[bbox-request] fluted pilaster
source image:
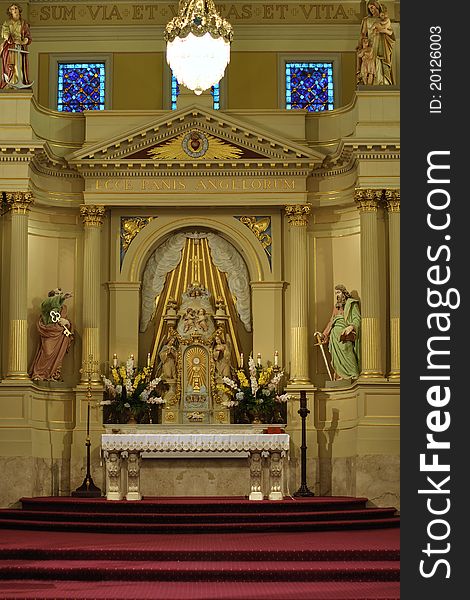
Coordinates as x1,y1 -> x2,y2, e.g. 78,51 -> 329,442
385,190 -> 400,380
355,189 -> 384,379
80,205 -> 105,383
285,204 -> 311,384
5,192 -> 33,379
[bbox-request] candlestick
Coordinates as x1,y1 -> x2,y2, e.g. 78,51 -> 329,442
112,353 -> 118,368
257,352 -> 261,367
239,352 -> 244,368
274,350 -> 279,367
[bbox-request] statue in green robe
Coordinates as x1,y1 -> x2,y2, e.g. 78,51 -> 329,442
321,284 -> 361,380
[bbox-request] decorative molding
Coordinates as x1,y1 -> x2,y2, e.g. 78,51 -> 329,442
384,189 -> 400,212
5,191 -> 34,214
236,216 -> 272,266
147,131 -> 243,161
284,203 -> 311,226
80,204 -> 106,226
354,189 -> 382,212
120,217 -> 155,265
68,107 -> 321,166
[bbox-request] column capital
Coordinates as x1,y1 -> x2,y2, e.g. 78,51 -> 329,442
284,203 -> 311,226
354,188 -> 382,212
5,191 -> 34,214
384,189 -> 400,212
80,204 -> 106,227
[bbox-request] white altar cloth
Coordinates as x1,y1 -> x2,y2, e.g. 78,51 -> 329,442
102,432 -> 290,501
101,433 -> 290,453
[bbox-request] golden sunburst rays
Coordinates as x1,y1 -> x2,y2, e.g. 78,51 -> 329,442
185,346 -> 207,392
147,132 -> 243,161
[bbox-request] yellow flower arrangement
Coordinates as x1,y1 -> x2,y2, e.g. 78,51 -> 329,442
219,355 -> 289,423
102,360 -> 166,423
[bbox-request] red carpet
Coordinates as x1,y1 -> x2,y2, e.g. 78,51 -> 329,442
0,497 -> 400,599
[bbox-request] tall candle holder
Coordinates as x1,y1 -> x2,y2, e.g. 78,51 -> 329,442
293,390 -> 315,497
72,354 -> 102,497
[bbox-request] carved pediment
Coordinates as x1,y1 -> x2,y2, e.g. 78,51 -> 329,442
67,105 -> 323,177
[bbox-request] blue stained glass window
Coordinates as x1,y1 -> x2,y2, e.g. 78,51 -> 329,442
171,74 -> 220,110
57,63 -> 105,112
285,62 -> 334,112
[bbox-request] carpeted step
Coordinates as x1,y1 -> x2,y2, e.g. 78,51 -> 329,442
0,507 -> 397,525
0,545 -> 399,562
0,579 -> 401,599
0,559 -> 400,582
18,496 -> 370,514
0,516 -> 400,533
0,527 -> 400,562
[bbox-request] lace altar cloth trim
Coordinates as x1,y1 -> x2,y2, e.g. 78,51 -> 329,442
102,433 -> 290,452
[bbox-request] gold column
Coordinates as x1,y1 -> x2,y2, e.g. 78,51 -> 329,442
5,192 -> 34,379
80,205 -> 105,383
385,190 -> 400,380
284,204 -> 311,384
354,190 -> 384,379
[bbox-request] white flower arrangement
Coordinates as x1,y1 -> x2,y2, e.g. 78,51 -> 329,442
218,356 -> 289,422
101,364 -> 166,423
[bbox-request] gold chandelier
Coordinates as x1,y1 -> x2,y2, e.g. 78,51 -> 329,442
165,0 -> 233,95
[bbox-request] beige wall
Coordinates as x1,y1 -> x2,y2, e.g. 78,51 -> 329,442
226,52 -> 279,109
113,53 -> 164,110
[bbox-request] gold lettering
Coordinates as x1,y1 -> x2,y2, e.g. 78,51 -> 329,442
145,6 -> 158,19
323,4 -> 334,18
39,7 -> 50,20
241,4 -> 252,19
133,5 -> 144,19
226,6 -> 241,19
125,179 -> 132,190
88,6 -> 102,21
285,179 -> 295,190
300,4 -> 314,19
104,179 -> 117,190
334,4 -> 348,19
251,179 -> 262,190
264,179 -> 272,190
208,180 -> 218,190
107,5 -> 122,20
263,4 -> 274,19
168,3 -> 179,17
196,180 -> 207,191
177,180 -> 186,190
276,4 -> 289,19
64,6 -> 75,20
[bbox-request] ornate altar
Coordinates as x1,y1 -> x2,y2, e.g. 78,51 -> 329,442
155,282 -> 235,425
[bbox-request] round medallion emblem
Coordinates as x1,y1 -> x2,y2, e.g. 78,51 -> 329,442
182,131 -> 209,158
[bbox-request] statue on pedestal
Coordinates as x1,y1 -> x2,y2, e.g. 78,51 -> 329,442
320,284 -> 361,381
1,4 -> 33,89
356,1 -> 395,86
29,288 -> 74,381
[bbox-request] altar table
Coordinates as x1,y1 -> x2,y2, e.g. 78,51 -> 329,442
101,432 -> 290,501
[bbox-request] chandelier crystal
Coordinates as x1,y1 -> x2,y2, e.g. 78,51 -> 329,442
165,0 -> 233,95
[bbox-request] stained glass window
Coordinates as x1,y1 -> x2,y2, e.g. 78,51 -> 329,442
285,62 -> 334,112
57,63 -> 105,112
171,74 -> 220,110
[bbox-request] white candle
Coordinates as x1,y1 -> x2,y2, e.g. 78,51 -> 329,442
112,353 -> 118,368
147,352 -> 151,367
274,350 -> 279,367
257,352 -> 261,366
129,354 -> 134,368
239,352 -> 244,368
